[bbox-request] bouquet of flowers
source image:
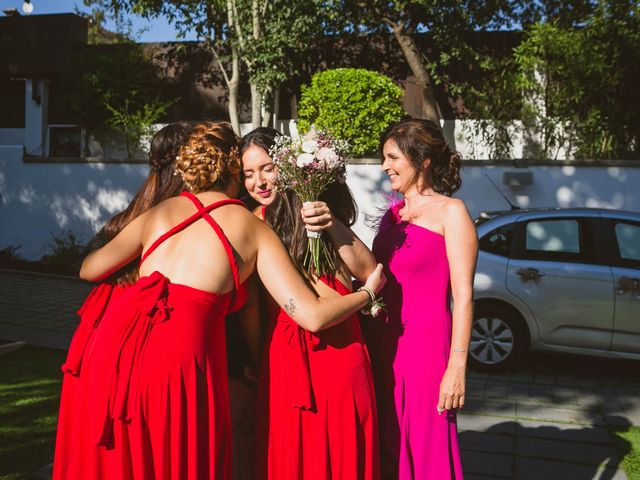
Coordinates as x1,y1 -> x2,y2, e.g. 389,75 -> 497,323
270,130 -> 350,276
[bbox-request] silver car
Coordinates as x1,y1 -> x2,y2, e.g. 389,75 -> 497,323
471,208 -> 640,368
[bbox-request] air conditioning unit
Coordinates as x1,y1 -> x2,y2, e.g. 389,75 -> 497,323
48,125 -> 84,158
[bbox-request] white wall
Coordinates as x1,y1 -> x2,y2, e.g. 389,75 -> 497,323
0,146 -> 148,259
0,129 -> 25,146
347,163 -> 640,247
1,144 -> 639,259
24,79 -> 48,157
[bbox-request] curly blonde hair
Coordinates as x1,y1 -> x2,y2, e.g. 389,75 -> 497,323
175,121 -> 241,193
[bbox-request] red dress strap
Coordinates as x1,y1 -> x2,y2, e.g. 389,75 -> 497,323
140,192 -> 245,291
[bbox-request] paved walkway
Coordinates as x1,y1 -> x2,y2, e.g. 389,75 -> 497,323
0,269 -> 93,349
461,354 -> 639,479
1,268 -> 638,479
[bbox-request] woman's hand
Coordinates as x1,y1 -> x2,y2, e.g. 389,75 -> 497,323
301,201 -> 334,233
300,201 -> 377,283
364,263 -> 386,294
437,364 -> 466,414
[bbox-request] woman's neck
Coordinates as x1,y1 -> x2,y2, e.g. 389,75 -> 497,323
403,185 -> 437,209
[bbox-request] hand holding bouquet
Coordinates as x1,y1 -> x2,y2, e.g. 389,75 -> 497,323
270,130 -> 349,276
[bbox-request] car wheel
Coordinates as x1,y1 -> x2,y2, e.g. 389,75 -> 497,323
469,305 -> 525,369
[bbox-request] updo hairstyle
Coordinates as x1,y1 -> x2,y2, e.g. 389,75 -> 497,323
175,121 -> 241,193
380,118 -> 462,196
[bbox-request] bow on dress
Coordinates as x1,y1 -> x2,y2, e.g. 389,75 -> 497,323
61,283 -> 116,376
278,315 -> 323,412
94,272 -> 173,449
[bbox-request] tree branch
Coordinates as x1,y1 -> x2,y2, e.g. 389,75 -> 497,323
253,0 -> 261,40
229,0 -> 246,51
210,42 -> 231,87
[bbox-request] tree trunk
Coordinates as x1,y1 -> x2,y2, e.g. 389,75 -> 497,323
391,23 -> 441,124
262,102 -> 272,127
250,0 -> 262,129
251,83 -> 262,129
226,0 -> 241,134
272,86 -> 280,129
228,46 -> 241,134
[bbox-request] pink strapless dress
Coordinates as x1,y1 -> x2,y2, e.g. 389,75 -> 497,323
368,201 -> 463,479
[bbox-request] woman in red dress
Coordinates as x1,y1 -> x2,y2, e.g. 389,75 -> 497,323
54,122 -> 194,477
241,129 -> 381,479
53,121 -> 386,479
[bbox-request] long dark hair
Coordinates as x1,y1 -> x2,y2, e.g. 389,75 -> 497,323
265,179 -> 357,277
380,118 -> 462,196
90,122 -> 194,283
240,127 -> 279,157
103,122 -> 193,238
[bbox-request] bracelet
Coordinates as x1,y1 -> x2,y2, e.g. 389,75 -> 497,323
357,286 -> 376,307
451,348 -> 467,353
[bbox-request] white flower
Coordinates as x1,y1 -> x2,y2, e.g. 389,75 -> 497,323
370,302 -> 383,318
296,153 -> 315,167
301,140 -> 317,154
316,147 -> 339,166
302,126 -> 318,142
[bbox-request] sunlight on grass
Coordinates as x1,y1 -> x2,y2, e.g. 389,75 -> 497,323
612,426 -> 640,480
0,346 -> 66,478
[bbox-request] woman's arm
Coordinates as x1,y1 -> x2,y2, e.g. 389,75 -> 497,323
438,198 -> 478,413
301,201 -> 377,282
254,221 -> 385,333
79,212 -> 148,282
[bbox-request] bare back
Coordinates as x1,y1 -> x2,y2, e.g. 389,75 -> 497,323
139,192 -> 264,294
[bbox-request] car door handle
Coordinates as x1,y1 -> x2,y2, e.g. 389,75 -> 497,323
516,268 -> 546,282
617,276 -> 640,294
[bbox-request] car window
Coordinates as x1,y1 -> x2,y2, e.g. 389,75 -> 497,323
614,222 -> 640,263
525,220 -> 580,254
480,223 -> 514,257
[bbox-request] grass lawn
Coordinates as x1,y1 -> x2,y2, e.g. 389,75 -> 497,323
0,346 -> 66,480
612,426 -> 640,480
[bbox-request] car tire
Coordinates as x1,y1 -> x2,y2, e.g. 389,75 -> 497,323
469,304 -> 526,370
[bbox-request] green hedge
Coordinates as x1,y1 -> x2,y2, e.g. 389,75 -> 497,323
297,68 -> 405,156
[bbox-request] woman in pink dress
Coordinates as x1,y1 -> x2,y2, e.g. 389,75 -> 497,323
53,121 -> 386,479
368,118 -> 478,479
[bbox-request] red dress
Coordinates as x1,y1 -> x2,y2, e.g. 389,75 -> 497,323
255,276 -> 380,480
54,192 -> 247,479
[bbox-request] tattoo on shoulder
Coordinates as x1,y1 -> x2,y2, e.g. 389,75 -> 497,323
284,297 -> 297,318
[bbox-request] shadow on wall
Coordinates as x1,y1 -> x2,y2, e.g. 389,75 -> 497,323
460,165 -> 640,219
0,150 -> 149,259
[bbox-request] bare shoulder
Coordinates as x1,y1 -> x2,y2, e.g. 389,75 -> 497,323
442,197 -> 475,236
218,202 -> 262,228
443,197 -> 471,219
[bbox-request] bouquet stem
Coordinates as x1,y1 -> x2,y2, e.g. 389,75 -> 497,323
304,228 -> 334,277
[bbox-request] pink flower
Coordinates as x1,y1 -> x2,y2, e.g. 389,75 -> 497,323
316,147 -> 339,167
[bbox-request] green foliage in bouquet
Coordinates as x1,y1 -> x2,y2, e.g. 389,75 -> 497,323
297,68 -> 405,157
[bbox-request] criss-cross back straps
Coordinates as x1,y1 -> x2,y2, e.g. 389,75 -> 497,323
140,191 -> 245,291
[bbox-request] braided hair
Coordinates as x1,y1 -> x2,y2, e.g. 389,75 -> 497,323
174,122 -> 241,193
